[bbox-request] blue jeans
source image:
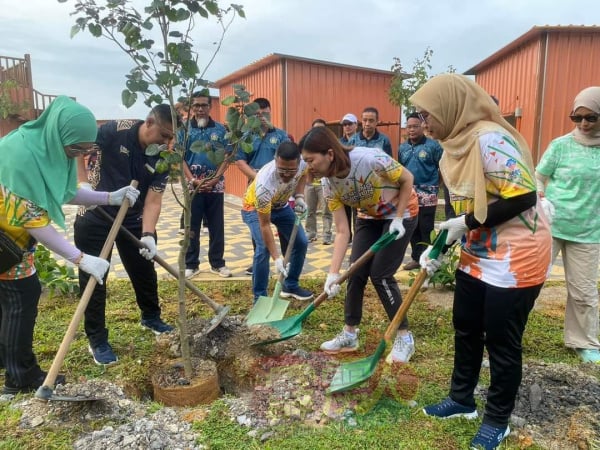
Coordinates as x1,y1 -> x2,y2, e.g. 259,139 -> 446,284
241,206 -> 308,301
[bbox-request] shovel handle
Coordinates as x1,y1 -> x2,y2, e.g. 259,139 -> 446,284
38,180 -> 138,397
383,229 -> 448,342
269,209 -> 303,302
94,206 -> 225,314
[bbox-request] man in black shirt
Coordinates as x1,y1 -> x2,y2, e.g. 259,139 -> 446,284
75,104 -> 181,365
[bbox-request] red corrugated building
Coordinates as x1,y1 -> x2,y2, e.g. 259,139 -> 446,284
214,53 -> 401,197
465,25 -> 600,162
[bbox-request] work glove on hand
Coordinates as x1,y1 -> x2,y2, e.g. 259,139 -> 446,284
439,216 -> 469,245
274,256 -> 290,278
324,273 -> 341,298
389,217 -> 406,240
79,182 -> 93,190
540,197 -> 555,225
79,254 -> 110,285
294,197 -> 307,214
419,246 -> 443,277
108,186 -> 140,206
139,235 -> 157,260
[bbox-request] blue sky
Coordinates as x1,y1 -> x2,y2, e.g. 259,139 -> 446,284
0,0 -> 596,119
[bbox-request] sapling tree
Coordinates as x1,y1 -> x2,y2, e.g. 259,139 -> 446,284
60,0 -> 262,379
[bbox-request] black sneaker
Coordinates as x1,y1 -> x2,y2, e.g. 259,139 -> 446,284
245,265 -> 253,276
141,318 -> 174,335
423,397 -> 478,419
280,286 -> 314,301
88,342 -> 118,365
3,372 -> 66,395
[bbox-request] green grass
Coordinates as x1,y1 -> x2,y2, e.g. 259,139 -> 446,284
0,277 -> 595,449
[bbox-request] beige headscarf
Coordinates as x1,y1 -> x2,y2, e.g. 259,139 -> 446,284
572,86 -> 600,147
409,74 -> 534,223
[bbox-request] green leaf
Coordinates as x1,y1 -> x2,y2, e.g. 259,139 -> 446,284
145,143 -> 163,156
221,95 -> 236,106
190,140 -> 209,154
231,4 -> 246,18
205,151 -> 216,165
213,148 -> 225,165
70,24 -> 81,38
88,23 -> 102,37
240,141 -> 253,154
225,107 -> 240,130
121,89 -> 137,108
243,102 -> 259,117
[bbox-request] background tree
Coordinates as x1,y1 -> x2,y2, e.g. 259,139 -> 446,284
388,47 -> 456,114
60,0 -> 261,379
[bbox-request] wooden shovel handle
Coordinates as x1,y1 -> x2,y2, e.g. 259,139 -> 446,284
42,181 -> 138,390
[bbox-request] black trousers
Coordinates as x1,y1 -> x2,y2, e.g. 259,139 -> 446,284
74,213 -> 161,347
409,204 -> 436,262
185,193 -> 226,270
0,276 -> 44,386
345,216 -> 417,327
450,270 -> 542,427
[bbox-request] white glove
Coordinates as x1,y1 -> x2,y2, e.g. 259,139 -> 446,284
439,216 -> 468,245
79,254 -> 110,285
274,256 -> 290,278
419,246 -> 442,277
389,217 -> 406,240
324,273 -> 341,298
108,186 -> 140,206
139,235 -> 157,260
294,197 -> 307,214
79,182 -> 93,190
540,197 -> 555,225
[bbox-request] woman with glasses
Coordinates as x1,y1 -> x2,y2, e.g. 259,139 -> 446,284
411,74 -> 551,450
535,86 -> 600,364
299,126 -> 419,363
0,96 -> 139,394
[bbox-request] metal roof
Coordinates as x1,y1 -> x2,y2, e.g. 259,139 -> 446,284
464,25 -> 600,75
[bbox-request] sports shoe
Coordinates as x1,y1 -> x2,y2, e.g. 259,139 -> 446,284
210,266 -> 232,278
423,397 -> 478,419
245,266 -> 253,276
576,348 -> 600,363
385,331 -> 415,364
202,227 -> 209,234
307,234 -> 317,242
89,342 -> 118,365
177,229 -> 185,235
320,328 -> 359,353
403,260 -> 420,270
470,423 -> 510,449
280,286 -> 314,301
3,372 -> 66,394
323,237 -> 333,245
141,318 -> 174,335
185,268 -> 199,279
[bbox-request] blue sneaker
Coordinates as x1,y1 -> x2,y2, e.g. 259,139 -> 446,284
470,423 -> 510,449
141,318 -> 174,335
280,286 -> 314,301
88,342 -> 118,365
576,348 -> 600,363
423,397 -> 478,419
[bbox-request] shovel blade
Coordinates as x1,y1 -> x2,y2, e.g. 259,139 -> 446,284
246,294 -> 290,326
35,385 -> 103,402
252,303 -> 317,345
326,340 -> 387,394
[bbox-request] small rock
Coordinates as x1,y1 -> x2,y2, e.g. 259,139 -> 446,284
406,400 -> 418,408
247,429 -> 258,438
529,383 -> 542,411
30,416 -> 45,427
260,431 -> 274,442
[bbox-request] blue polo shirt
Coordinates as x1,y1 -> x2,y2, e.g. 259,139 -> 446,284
85,119 -> 168,227
235,127 -> 290,170
179,117 -> 229,193
398,135 -> 443,206
349,130 -> 392,156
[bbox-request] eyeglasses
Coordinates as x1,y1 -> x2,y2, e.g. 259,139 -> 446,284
276,167 -> 298,176
569,114 -> 599,123
342,122 -> 355,127
68,144 -> 99,155
192,103 -> 210,109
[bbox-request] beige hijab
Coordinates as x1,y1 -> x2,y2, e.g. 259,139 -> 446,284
409,74 -> 534,223
572,86 -> 600,147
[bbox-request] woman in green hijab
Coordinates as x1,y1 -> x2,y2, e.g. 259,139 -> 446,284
0,96 -> 140,394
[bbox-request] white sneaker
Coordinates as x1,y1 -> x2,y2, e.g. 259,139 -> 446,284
210,266 -> 232,278
320,328 -> 359,353
202,227 -> 209,234
185,268 -> 199,279
386,331 -> 415,364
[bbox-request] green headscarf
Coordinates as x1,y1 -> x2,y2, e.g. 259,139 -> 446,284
0,96 -> 97,229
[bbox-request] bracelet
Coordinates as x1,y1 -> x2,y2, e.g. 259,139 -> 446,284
294,193 -> 304,199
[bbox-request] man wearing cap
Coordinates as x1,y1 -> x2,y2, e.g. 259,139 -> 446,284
339,113 -> 358,145
350,107 -> 392,156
